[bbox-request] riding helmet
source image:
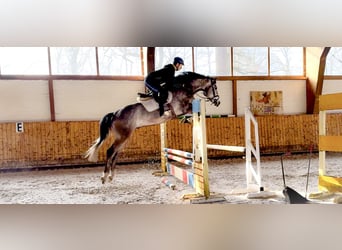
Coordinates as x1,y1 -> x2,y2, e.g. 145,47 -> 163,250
173,57 -> 184,65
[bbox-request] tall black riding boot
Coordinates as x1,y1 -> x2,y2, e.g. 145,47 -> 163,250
159,103 -> 164,116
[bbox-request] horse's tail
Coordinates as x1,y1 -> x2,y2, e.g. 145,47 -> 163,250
85,112 -> 116,162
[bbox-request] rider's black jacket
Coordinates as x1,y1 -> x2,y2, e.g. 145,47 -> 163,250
145,64 -> 176,92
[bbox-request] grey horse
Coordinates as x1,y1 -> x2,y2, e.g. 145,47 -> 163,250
85,71 -> 220,184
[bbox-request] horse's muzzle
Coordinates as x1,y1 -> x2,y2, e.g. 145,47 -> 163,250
211,96 -> 220,107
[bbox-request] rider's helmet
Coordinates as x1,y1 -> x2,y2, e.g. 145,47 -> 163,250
173,57 -> 184,65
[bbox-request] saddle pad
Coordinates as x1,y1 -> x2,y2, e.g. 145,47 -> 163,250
137,91 -> 173,112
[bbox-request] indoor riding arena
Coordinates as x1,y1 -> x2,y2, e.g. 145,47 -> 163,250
1,47 -> 342,204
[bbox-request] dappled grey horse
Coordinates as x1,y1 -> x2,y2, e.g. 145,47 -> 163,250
85,71 -> 220,184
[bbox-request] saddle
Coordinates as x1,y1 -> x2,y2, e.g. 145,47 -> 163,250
137,92 -> 154,101
137,91 -> 173,112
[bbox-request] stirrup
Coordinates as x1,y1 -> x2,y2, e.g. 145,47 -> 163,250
137,92 -> 153,98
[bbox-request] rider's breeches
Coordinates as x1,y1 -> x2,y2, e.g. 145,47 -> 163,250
145,81 -> 168,104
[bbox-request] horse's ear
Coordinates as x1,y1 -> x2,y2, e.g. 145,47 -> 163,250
210,77 -> 217,85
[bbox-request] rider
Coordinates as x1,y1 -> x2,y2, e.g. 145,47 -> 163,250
145,57 -> 184,116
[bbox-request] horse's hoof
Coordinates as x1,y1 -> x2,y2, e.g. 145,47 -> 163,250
101,177 -> 106,184
108,176 -> 113,182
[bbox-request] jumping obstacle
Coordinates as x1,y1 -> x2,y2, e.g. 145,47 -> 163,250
160,98 -> 264,199
244,108 -> 262,191
161,177 -> 176,190
318,93 -> 342,193
204,107 -> 262,191
160,99 -> 210,198
206,107 -> 270,198
163,147 -> 195,188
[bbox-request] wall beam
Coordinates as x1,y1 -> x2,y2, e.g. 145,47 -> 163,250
313,47 -> 331,114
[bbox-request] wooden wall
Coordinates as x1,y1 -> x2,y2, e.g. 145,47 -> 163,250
1,114 -> 341,170
0,121 -> 161,169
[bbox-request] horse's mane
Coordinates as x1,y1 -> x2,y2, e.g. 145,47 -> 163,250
173,71 -> 207,89
175,71 -> 207,82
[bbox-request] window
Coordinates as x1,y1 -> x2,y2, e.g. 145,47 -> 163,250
0,47 -> 49,75
233,47 -> 268,76
50,47 -> 97,75
270,47 -> 303,75
155,47 -> 193,75
194,47 -> 231,76
0,47 -> 305,77
325,47 -> 342,75
98,47 -> 143,76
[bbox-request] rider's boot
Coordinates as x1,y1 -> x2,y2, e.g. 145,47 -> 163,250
159,103 -> 164,116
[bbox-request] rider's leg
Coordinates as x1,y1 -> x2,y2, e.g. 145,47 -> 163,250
150,91 -> 164,115
159,101 -> 164,116
158,89 -> 168,116
146,82 -> 168,116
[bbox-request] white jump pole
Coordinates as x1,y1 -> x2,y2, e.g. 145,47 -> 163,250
245,107 -> 262,190
207,144 -> 245,152
160,122 -> 167,173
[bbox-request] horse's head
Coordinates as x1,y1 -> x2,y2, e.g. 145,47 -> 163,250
186,72 -> 220,107
201,77 -> 220,107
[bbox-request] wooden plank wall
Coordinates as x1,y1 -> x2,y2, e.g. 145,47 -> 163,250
0,121 -> 161,169
0,114 -> 341,169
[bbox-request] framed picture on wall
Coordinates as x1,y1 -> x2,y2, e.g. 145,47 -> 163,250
250,91 -> 283,115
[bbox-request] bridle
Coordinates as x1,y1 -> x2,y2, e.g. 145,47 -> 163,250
207,78 -> 220,106
193,77 -> 220,107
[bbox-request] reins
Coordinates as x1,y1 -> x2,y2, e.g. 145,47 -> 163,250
172,72 -> 220,107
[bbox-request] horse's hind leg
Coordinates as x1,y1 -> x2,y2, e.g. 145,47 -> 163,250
101,135 -> 130,184
108,151 -> 119,182
101,145 -> 115,184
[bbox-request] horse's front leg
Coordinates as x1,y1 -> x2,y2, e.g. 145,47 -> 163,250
179,102 -> 192,116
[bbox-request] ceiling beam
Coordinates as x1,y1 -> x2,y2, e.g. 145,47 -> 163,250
313,47 -> 331,114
